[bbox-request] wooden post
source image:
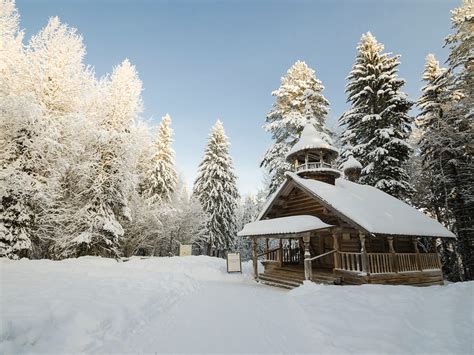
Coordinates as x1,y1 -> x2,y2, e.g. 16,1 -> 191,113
288,238 -> 293,263
303,233 -> 312,281
265,238 -> 269,256
252,237 -> 258,280
304,152 -> 308,170
278,238 -> 283,267
299,238 -> 305,265
359,233 -> 368,274
333,231 -> 340,269
413,237 -> 422,271
388,236 -> 397,273
432,238 -> 442,269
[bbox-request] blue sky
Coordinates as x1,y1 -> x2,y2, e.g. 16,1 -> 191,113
17,0 -> 458,195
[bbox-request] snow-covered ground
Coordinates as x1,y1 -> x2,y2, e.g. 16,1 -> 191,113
1,256 -> 472,354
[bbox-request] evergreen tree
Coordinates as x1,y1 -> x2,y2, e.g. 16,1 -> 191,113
261,61 -> 330,193
0,96 -> 48,258
193,121 -> 239,256
413,56 -> 462,279
339,32 -> 414,200
142,114 -> 178,202
415,54 -> 451,222
440,0 -> 474,280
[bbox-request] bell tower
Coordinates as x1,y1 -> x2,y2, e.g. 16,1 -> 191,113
286,122 -> 341,184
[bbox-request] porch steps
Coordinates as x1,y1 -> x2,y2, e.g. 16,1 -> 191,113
259,266 -> 341,289
258,274 -> 302,289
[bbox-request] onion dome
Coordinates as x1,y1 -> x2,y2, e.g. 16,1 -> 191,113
341,155 -> 362,182
286,122 -> 341,183
286,123 -> 339,162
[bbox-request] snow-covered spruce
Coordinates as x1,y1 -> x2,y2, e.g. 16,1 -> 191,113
261,61 -> 331,193
414,54 -> 450,222
141,114 -> 178,203
193,121 -> 239,256
339,32 -> 414,200
440,0 -> 474,280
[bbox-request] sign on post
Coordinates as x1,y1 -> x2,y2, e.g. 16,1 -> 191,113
179,244 -> 192,256
226,252 -> 242,273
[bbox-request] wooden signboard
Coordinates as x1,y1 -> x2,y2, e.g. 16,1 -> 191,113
179,244 -> 192,256
226,252 -> 242,273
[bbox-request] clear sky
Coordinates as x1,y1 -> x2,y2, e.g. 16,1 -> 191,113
16,0 -> 458,195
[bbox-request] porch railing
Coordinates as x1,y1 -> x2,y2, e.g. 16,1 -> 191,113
295,161 -> 338,173
259,247 -> 300,264
367,253 -> 393,274
304,249 -> 337,280
419,253 -> 442,270
283,247 -> 300,263
397,253 -> 419,272
339,252 -> 364,272
336,252 -> 441,274
258,247 -> 280,262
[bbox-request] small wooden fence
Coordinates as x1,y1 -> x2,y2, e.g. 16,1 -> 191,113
336,252 -> 441,274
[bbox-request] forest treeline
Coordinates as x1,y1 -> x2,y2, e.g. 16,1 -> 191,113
1,0 -> 472,281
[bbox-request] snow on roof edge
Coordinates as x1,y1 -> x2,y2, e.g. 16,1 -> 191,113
258,172 -> 455,239
287,172 -> 456,239
238,215 -> 333,237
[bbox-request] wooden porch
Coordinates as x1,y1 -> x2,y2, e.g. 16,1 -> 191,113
252,232 -> 444,288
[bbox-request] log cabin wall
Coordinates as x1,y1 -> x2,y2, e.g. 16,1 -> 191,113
309,231 -> 334,269
266,187 -> 349,228
394,236 -> 416,253
367,235 -> 387,253
338,231 -> 361,253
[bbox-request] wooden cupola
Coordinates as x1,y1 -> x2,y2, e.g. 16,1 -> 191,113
286,122 -> 341,184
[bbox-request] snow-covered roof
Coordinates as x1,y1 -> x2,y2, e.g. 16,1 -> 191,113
237,215 -> 333,237
286,123 -> 339,160
259,172 -> 456,239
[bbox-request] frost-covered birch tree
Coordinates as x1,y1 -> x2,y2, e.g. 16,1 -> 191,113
141,114 -> 178,202
339,32 -> 414,200
193,121 -> 239,256
54,60 -> 143,258
234,192 -> 267,261
261,61 -> 330,193
0,6 -> 83,258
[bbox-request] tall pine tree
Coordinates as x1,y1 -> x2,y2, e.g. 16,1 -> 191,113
141,114 -> 178,202
415,54 -> 450,222
193,121 -> 239,256
440,0 -> 474,280
261,61 -> 330,193
339,32 -> 413,200
415,54 -> 463,280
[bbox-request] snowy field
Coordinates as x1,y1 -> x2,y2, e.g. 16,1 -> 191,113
1,256 -> 472,354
